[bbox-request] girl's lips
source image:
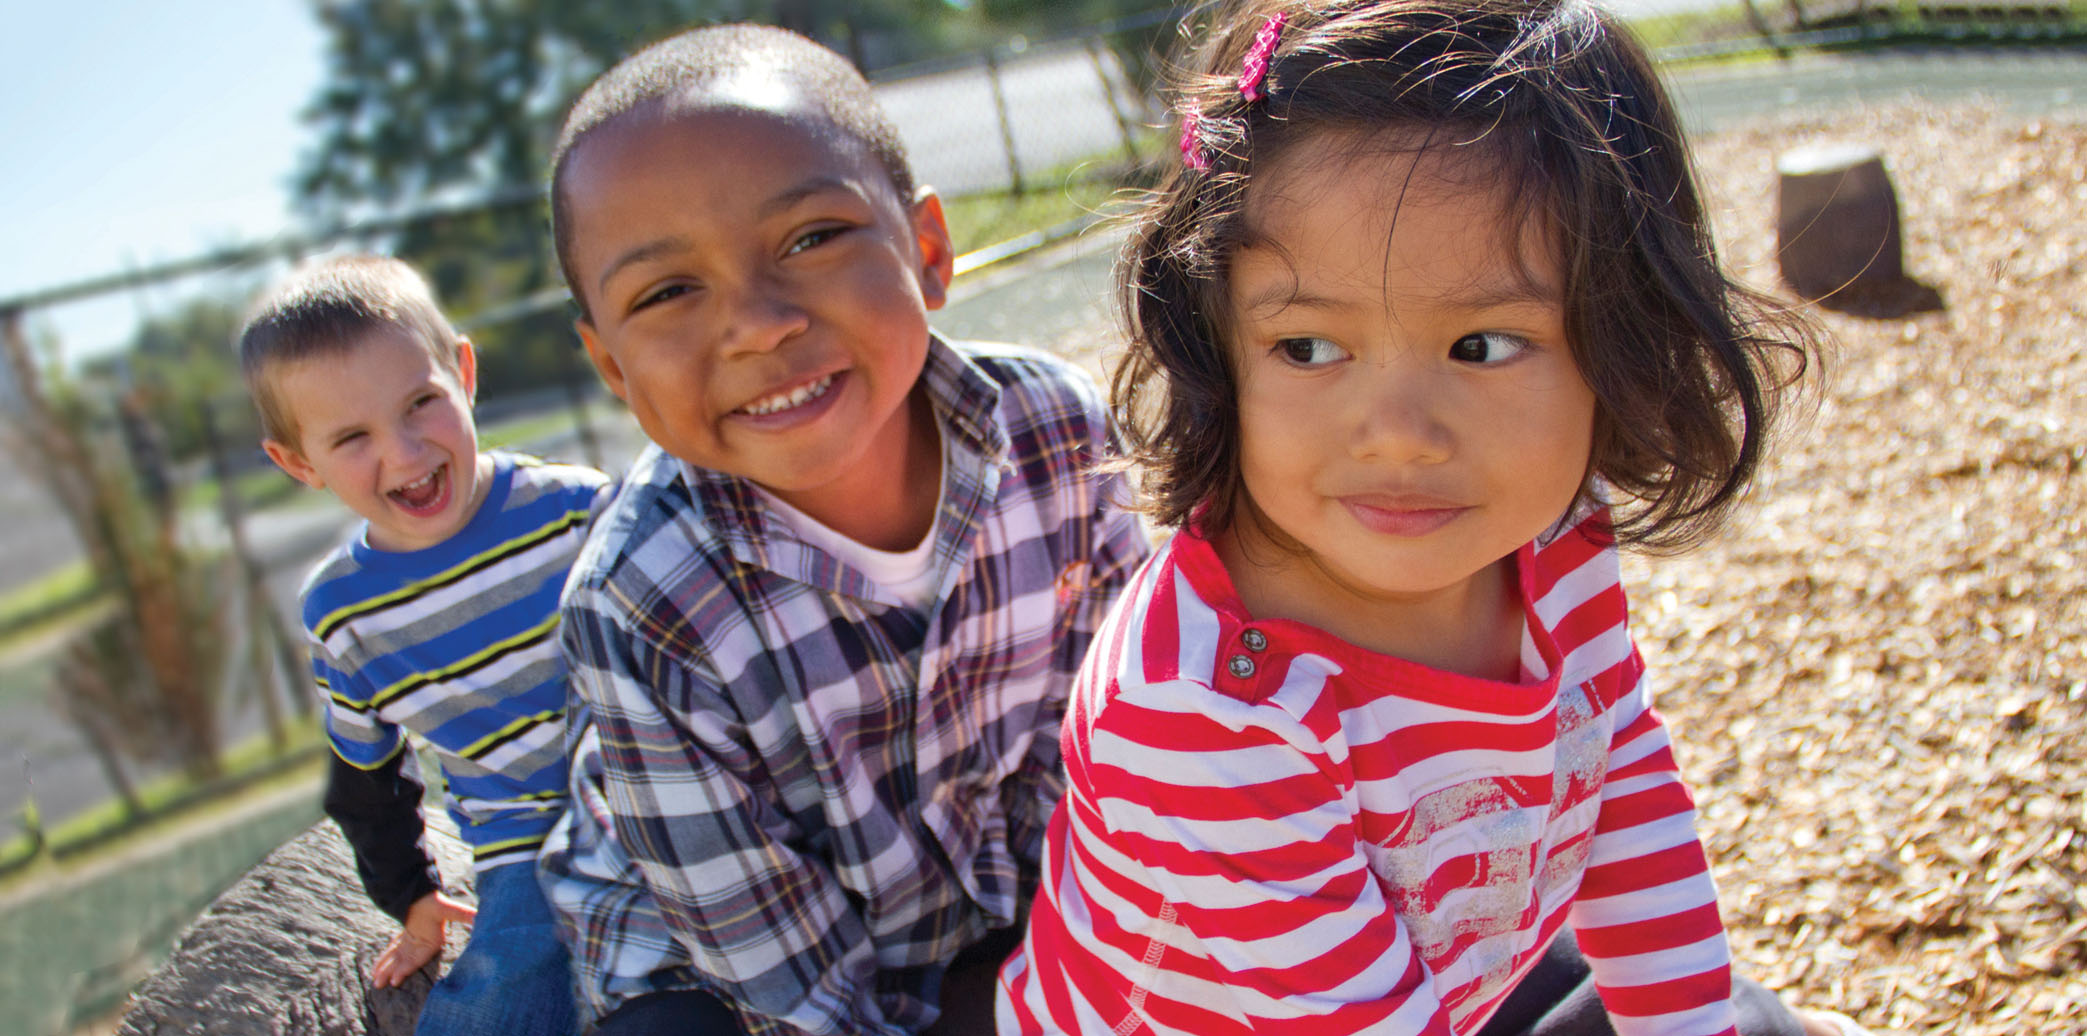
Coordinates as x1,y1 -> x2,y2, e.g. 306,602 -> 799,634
1340,495 -> 1470,537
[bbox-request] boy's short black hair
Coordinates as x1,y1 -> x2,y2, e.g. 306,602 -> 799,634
549,23 -> 916,322
237,254 -> 464,448
1117,0 -> 1818,551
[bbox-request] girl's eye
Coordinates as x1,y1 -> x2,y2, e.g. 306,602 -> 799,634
1275,337 -> 1347,367
1448,332 -> 1529,365
787,226 -> 847,255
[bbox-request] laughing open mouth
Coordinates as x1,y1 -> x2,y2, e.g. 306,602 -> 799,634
388,465 -> 448,514
738,373 -> 836,417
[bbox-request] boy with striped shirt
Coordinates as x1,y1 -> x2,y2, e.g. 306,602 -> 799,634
242,255 -> 609,1036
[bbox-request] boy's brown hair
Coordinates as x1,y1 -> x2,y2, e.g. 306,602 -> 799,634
238,255 -> 466,449
1118,0 -> 1819,550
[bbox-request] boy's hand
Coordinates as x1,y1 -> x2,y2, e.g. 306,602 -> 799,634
371,890 -> 477,988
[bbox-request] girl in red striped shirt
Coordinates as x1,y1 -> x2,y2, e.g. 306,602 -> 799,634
997,2 -> 1865,1034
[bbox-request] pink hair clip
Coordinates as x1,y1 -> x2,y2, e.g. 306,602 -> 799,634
1180,11 -> 1286,173
1238,12 -> 1287,102
1179,111 -> 1211,172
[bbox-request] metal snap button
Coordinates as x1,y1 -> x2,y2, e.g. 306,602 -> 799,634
1227,654 -> 1256,679
1242,629 -> 1268,652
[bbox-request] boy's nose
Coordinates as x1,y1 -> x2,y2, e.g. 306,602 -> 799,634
381,428 -> 431,467
719,281 -> 811,356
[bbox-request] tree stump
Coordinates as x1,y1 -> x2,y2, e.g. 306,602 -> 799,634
1775,142 -> 1906,300
114,819 -> 475,1036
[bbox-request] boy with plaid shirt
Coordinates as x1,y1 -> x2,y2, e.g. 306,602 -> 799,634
535,25 -> 1148,1035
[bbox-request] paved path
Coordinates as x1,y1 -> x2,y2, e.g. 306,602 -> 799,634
1666,46 -> 2087,132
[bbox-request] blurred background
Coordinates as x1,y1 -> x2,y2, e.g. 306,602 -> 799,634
1,1 -> 2084,1033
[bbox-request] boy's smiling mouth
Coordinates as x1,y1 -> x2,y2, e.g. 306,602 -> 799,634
388,465 -> 451,516
737,372 -> 837,417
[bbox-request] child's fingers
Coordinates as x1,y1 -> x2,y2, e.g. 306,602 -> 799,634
372,933 -> 409,988
371,929 -> 440,988
435,895 -> 478,926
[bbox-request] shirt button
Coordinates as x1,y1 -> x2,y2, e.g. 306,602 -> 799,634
1227,654 -> 1256,679
1242,629 -> 1268,652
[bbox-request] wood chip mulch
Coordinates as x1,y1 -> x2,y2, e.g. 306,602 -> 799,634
1632,102 -> 2087,1035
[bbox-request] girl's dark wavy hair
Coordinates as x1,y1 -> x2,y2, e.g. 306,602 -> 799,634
1116,0 -> 1817,551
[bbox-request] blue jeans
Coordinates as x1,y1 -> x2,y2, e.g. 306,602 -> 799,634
414,861 -> 580,1036
592,924 -> 1024,1035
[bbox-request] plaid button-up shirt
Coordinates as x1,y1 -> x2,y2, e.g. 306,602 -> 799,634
540,338 -> 1150,1034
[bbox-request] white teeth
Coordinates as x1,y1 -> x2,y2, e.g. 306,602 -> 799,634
391,469 -> 439,496
741,374 -> 834,416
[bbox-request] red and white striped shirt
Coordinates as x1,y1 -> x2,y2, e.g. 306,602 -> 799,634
999,513 -> 1738,1036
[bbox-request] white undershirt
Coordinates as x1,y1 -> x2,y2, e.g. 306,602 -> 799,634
753,432 -> 947,613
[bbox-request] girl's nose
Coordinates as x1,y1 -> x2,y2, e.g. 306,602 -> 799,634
1347,364 -> 1453,464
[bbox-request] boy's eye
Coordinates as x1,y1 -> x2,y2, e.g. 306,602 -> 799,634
1448,332 -> 1529,365
1274,337 -> 1347,367
632,283 -> 692,312
332,430 -> 367,450
786,226 -> 848,256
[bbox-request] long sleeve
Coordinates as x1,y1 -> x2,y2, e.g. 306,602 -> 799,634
322,743 -> 440,921
558,597 -> 910,1036
311,634 -> 438,921
1568,647 -> 1739,1036
544,341 -> 1154,1028
1076,676 -> 1453,1035
1007,472 -> 1151,869
1008,517 -> 1744,1036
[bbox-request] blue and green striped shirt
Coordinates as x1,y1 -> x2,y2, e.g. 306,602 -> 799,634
303,451 -> 612,870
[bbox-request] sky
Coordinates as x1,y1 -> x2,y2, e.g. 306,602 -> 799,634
0,0 -> 325,363
0,0 -> 1710,366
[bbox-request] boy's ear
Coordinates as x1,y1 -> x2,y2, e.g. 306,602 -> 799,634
575,320 -> 629,402
261,438 -> 324,490
909,187 -> 955,312
453,337 -> 480,400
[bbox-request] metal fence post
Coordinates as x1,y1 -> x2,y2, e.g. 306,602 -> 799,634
982,47 -> 1026,195
561,344 -> 605,473
1084,37 -> 1144,168
198,397 -> 310,727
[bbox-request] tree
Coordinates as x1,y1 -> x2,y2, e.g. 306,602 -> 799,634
3,313 -> 227,786
118,294 -> 253,462
294,0 -> 961,404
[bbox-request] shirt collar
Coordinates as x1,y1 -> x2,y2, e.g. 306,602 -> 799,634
673,333 -> 1011,597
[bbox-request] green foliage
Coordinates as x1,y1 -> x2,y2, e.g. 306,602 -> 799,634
0,560 -> 102,645
941,161 -> 1150,255
296,0 -> 977,218
297,0 -> 976,403
110,294 -> 257,463
1627,3 -> 1760,53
